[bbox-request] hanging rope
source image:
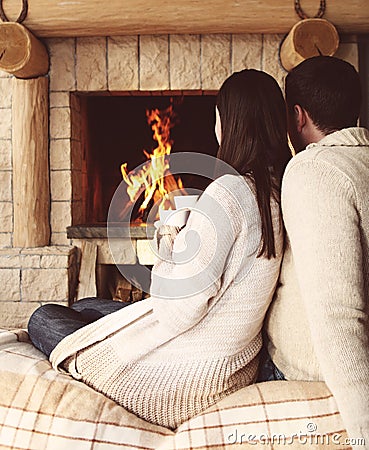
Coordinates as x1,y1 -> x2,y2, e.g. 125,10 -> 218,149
294,0 -> 326,19
0,0 -> 28,23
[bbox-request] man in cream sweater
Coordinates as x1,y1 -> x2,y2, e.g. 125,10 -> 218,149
265,56 -> 369,447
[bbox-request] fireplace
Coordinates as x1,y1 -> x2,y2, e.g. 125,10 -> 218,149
71,91 -> 218,226
66,90 -> 220,300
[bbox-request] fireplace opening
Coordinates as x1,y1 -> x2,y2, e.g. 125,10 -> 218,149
73,92 -> 219,226
68,92 -> 220,302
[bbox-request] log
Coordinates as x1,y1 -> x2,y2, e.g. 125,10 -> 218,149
0,22 -> 49,78
0,0 -> 368,36
12,76 -> 50,247
280,18 -> 340,71
131,285 -> 143,303
111,275 -> 131,302
77,241 -> 97,299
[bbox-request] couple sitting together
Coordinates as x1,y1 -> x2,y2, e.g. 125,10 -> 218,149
28,56 -> 368,444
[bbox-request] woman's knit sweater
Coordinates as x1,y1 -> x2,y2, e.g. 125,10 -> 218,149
51,174 -> 283,429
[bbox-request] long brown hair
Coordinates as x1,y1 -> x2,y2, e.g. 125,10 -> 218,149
216,69 -> 291,258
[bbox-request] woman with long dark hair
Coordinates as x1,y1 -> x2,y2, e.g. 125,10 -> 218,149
216,69 -> 290,258
28,69 -> 291,429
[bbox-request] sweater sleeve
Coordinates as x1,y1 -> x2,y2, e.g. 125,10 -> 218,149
153,225 -> 181,262
150,175 -> 256,337
282,157 -> 369,446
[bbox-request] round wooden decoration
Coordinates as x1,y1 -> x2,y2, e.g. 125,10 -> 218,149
0,22 -> 49,78
280,18 -> 339,72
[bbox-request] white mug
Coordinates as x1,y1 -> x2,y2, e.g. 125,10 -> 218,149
174,195 -> 199,210
159,208 -> 189,227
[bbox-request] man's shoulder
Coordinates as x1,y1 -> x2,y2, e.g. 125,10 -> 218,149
286,127 -> 369,176
285,140 -> 369,201
283,148 -> 342,183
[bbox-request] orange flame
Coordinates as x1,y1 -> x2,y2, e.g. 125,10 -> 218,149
120,103 -> 184,222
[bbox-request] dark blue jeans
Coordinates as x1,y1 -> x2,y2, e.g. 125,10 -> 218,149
28,298 -> 130,358
257,350 -> 286,381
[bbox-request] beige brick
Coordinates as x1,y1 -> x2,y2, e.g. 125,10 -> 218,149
71,238 -> 129,265
0,108 -> 11,140
0,140 -> 11,170
51,202 -> 72,233
51,232 -> 70,246
50,139 -> 71,170
0,202 -> 12,232
0,255 -> 19,268
137,239 -> 156,265
21,245 -> 73,256
0,78 -> 12,108
169,35 -> 201,90
83,238 -> 138,265
21,247 -> 77,273
0,171 -> 12,202
0,249 -> 20,268
77,37 -> 107,91
50,92 -> 70,108
140,35 -> 169,90
0,248 -> 20,256
41,300 -> 69,306
0,233 -> 12,247
40,254 -> 71,269
0,269 -> 21,301
108,36 -> 139,91
232,34 -> 263,72
0,301 -> 41,329
335,43 -> 359,71
50,108 -> 71,139
262,34 -> 287,89
21,268 -> 70,301
47,38 -> 76,92
201,34 -> 231,90
20,255 -> 41,268
50,170 -> 72,201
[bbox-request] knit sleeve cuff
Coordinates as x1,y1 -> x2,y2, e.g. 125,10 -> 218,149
154,225 -> 181,260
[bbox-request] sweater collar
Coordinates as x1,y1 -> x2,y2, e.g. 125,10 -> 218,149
306,127 -> 369,149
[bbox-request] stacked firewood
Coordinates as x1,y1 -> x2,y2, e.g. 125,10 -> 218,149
107,269 -> 150,303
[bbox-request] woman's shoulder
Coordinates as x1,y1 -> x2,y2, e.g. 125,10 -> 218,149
205,174 -> 254,199
199,174 -> 258,226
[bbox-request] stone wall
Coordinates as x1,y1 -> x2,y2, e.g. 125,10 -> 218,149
0,33 -> 359,328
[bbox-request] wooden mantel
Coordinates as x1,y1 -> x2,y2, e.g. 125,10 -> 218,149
1,0 -> 368,37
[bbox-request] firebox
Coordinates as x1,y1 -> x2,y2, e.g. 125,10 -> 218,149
71,91 -> 219,227
67,91 -> 219,302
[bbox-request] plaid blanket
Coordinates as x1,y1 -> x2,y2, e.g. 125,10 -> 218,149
0,329 -> 349,449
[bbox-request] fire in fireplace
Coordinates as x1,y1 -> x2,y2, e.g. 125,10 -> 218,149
73,92 -> 219,226
119,101 -> 187,223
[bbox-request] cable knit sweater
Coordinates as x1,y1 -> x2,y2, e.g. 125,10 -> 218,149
266,128 -> 369,447
51,174 -> 283,429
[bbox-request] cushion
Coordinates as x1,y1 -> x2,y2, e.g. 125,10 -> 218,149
0,329 -> 348,449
